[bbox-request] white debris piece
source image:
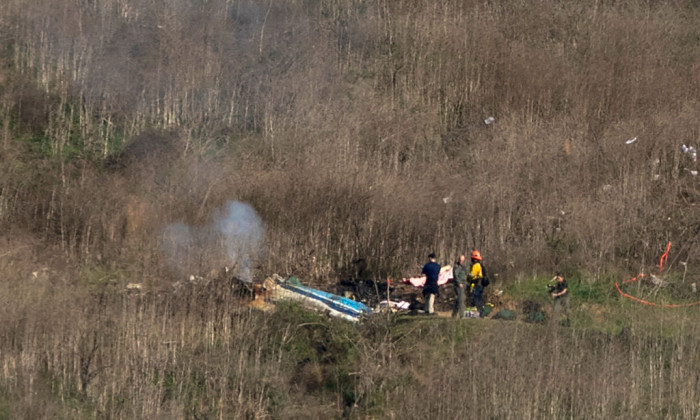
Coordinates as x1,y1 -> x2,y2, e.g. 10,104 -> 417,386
378,300 -> 410,311
649,274 -> 668,287
31,267 -> 49,280
625,137 -> 637,145
682,144 -> 697,162
484,116 -> 495,125
443,196 -> 452,204
684,168 -> 698,176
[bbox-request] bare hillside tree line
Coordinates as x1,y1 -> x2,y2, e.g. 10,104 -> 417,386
0,0 -> 698,282
0,1 -> 700,418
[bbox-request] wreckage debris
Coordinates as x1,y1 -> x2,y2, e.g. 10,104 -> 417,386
616,244 -> 700,307
378,300 -> 410,311
682,144 -> 697,162
263,275 -> 373,322
31,267 -> 49,281
649,274 -> 668,287
247,266 -> 506,322
337,278 -> 393,307
250,280 -> 275,311
169,268 -> 255,299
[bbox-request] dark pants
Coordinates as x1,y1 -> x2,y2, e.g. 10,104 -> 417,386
471,297 -> 484,317
553,294 -> 570,322
423,281 -> 438,314
471,285 -> 484,317
452,283 -> 466,318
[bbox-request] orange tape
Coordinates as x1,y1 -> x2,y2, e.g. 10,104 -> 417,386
615,273 -> 700,308
658,242 -> 671,273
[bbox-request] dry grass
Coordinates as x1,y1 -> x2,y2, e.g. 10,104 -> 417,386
0,0 -> 699,417
1,247 -> 698,419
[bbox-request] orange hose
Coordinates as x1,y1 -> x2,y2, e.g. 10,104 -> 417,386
658,241 -> 672,273
615,273 -> 700,308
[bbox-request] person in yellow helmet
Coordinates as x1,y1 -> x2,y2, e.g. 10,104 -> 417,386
467,250 -> 487,316
467,250 -> 483,292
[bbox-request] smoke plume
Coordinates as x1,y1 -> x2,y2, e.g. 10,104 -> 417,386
162,201 -> 265,282
214,201 -> 265,282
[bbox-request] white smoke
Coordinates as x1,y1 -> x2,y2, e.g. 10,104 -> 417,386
162,201 -> 265,282
214,201 -> 265,282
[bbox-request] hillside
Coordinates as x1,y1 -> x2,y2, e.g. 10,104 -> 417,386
0,0 -> 699,418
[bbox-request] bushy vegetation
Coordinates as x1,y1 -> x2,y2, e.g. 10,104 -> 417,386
1,261 -> 699,418
1,0 -> 699,418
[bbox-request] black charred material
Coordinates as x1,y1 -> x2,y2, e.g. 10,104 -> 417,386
337,279 -> 394,307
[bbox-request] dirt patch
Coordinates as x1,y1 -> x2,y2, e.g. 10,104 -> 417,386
579,302 -> 607,323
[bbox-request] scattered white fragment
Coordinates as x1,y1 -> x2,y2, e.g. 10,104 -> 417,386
625,137 -> 637,145
378,300 -> 410,311
650,274 -> 668,287
31,267 -> 49,280
682,144 -> 698,162
684,168 -> 698,176
484,116 -> 495,125
442,196 -> 452,204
